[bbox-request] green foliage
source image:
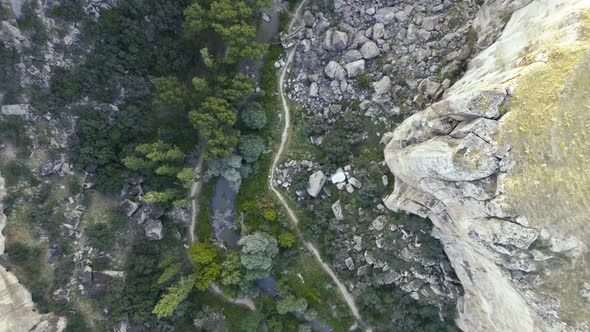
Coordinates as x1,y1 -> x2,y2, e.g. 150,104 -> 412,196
86,222 -> 116,251
153,76 -> 186,107
141,189 -> 179,204
6,242 -> 35,264
152,274 -> 197,318
72,105 -> 154,192
189,97 -> 239,159
240,105 -> 267,130
238,232 -> 278,280
200,48 -> 214,68
356,73 -> 372,90
157,262 -> 182,284
262,208 -> 277,222
123,142 -> 191,205
183,0 -> 267,63
277,232 -> 296,248
183,3 -> 208,36
238,134 -> 265,163
220,251 -> 243,286
276,296 -> 308,315
188,242 -> 221,290
221,73 -> 254,102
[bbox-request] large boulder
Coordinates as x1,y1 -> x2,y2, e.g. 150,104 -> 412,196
307,170 -> 326,197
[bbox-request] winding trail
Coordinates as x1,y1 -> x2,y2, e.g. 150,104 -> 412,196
268,0 -> 362,322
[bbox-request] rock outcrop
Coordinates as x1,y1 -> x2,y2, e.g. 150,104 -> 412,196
384,0 -> 590,330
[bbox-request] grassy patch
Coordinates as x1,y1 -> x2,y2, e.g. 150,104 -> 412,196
196,178 -> 215,241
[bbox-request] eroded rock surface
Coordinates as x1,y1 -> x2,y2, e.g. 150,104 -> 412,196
384,1 -> 590,330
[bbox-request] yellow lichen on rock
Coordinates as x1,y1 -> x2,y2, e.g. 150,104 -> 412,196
499,8 -> 590,323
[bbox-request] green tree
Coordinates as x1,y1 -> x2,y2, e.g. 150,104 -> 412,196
238,232 -> 278,280
220,251 -> 243,286
200,48 -> 214,68
157,262 -> 182,285
276,295 -> 308,315
277,232 -> 296,248
241,106 -> 267,130
184,3 -> 208,36
141,189 -> 178,204
152,274 -> 197,318
238,134 -> 265,163
189,97 -> 239,159
123,142 -> 190,206
221,73 -> 254,102
188,242 -> 221,290
152,76 -> 186,107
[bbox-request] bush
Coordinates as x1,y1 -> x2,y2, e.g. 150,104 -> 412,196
278,232 -> 296,248
356,74 -> 371,90
238,134 -> 265,163
87,222 -> 115,252
6,242 -> 33,264
241,105 -> 267,130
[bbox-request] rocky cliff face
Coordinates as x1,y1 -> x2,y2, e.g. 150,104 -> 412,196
384,0 -> 590,330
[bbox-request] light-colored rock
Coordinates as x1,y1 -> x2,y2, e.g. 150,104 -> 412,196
1,104 -> 30,116
331,168 -> 346,184
331,30 -> 348,51
345,183 -> 355,193
371,215 -> 387,232
325,61 -> 346,80
332,200 -> 344,220
344,60 -> 365,77
345,257 -> 354,270
307,170 -> 326,197
372,23 -> 385,39
348,177 -> 362,188
360,41 -> 380,59
309,82 -> 319,97
343,50 -> 363,63
120,199 -> 140,217
375,7 -> 407,24
145,219 -> 163,240
372,76 -> 391,95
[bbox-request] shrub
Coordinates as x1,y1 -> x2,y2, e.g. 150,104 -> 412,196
356,73 -> 371,90
241,105 -> 267,130
238,134 -> 265,163
87,222 -> 116,252
278,232 -> 296,248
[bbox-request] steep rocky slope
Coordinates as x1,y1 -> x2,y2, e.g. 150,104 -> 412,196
384,0 -> 590,330
0,175 -> 63,331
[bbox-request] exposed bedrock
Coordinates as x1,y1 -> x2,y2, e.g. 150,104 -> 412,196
384,0 -> 590,331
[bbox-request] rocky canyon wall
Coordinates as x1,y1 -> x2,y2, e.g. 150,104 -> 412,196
384,0 -> 590,331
